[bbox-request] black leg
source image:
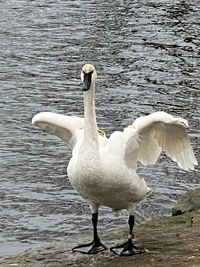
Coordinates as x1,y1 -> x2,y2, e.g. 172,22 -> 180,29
72,213 -> 107,254
128,215 -> 134,238
110,215 -> 144,256
92,213 -> 99,241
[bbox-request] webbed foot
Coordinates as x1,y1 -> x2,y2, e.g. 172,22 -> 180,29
110,238 -> 144,256
72,238 -> 107,254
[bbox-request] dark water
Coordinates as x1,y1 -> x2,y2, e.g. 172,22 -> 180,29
1,0 -> 199,258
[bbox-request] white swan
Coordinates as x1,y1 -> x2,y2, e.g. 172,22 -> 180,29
32,64 -> 197,256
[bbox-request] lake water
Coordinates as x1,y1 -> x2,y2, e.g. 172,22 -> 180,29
1,0 -> 199,257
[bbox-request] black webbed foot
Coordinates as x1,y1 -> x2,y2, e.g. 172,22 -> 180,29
110,238 -> 144,256
72,238 -> 107,254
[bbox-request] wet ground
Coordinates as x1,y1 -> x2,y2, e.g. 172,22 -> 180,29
1,0 -> 200,258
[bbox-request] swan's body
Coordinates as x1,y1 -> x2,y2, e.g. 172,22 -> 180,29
32,64 -> 197,255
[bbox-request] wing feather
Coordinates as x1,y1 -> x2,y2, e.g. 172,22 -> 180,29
32,112 -> 84,147
137,131 -> 161,165
124,111 -> 197,171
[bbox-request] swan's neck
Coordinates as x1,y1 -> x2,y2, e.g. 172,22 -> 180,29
83,84 -> 98,145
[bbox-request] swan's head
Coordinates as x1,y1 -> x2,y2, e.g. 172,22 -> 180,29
81,64 -> 97,91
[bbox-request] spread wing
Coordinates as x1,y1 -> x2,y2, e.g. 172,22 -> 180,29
123,111 -> 197,170
32,112 -> 84,148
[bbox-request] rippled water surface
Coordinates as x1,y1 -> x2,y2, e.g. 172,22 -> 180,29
1,0 -> 200,257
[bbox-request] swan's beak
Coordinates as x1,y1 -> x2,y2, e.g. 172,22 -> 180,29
82,72 -> 92,91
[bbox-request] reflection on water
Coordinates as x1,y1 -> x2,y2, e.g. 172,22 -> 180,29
1,0 -> 199,257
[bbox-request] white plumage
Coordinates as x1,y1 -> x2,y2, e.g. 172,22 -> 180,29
32,64 -> 197,255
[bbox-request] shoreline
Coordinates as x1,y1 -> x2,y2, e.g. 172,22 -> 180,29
1,189 -> 200,267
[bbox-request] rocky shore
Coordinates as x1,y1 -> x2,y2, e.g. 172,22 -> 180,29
1,188 -> 200,267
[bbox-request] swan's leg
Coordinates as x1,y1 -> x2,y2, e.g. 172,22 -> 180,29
72,213 -> 107,254
110,215 -> 144,256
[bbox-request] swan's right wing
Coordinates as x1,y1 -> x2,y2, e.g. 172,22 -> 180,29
32,112 -> 84,147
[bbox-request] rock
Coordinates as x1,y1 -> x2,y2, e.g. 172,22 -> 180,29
172,188 -> 200,216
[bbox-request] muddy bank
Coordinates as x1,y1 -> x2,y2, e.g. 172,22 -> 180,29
1,189 -> 200,267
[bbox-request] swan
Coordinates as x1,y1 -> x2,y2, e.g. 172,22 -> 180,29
32,64 -> 198,256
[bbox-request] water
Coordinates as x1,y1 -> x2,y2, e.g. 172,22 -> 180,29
1,0 -> 199,258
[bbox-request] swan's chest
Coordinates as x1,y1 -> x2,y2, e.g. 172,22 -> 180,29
67,143 -> 103,192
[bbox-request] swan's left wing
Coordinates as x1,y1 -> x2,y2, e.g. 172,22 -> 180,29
32,112 -> 84,147
124,111 -> 197,171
